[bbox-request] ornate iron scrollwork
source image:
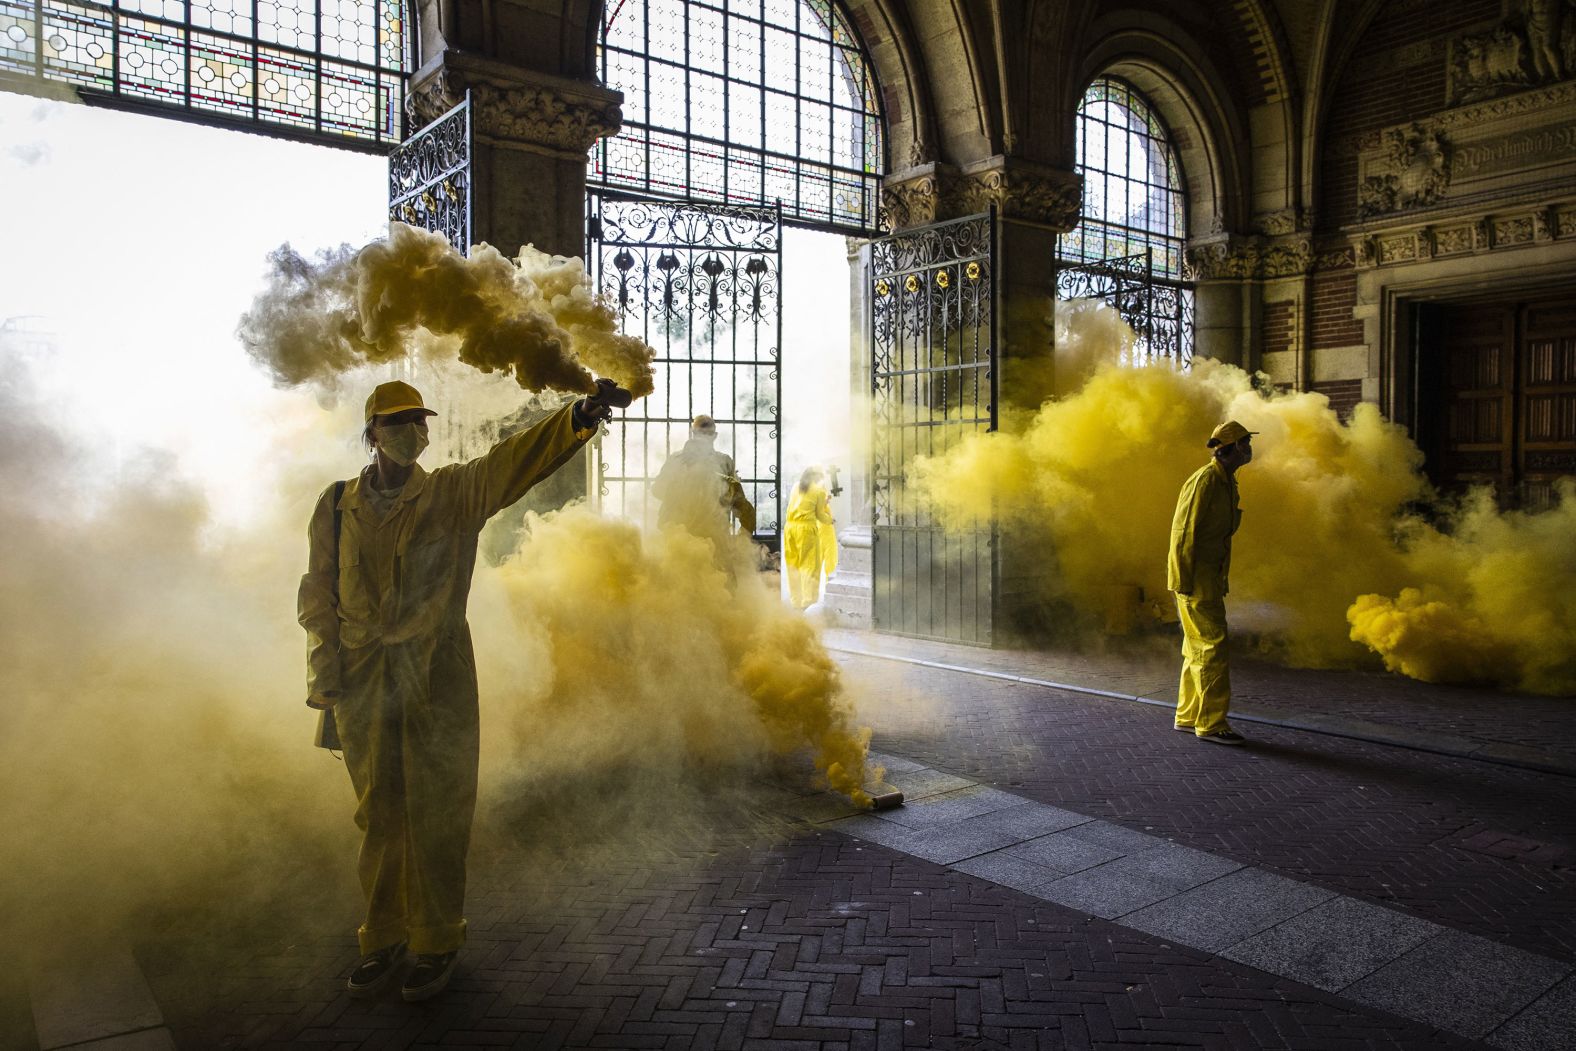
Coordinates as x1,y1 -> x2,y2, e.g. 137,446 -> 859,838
869,211 -> 997,644
388,94 -> 472,254
1053,250 -> 1195,365
586,194 -> 784,537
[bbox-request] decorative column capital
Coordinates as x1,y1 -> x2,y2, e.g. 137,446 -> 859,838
1185,234 -> 1313,280
957,158 -> 1082,231
409,50 -> 623,158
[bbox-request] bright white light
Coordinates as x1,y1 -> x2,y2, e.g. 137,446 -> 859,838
0,91 -> 387,520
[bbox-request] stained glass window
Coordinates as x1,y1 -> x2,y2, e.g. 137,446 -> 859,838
591,0 -> 883,234
1057,77 -> 1193,364
0,0 -> 407,146
1060,77 -> 1188,278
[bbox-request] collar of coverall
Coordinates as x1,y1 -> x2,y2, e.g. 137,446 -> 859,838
340,463 -> 429,510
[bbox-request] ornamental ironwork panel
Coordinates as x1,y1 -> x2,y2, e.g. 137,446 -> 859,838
591,0 -> 883,235
587,192 -> 784,539
870,211 -> 996,645
1053,249 -> 1194,365
387,93 -> 470,254
0,0 -> 407,148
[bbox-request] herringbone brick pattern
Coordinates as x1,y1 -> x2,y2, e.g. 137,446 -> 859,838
837,655 -> 1576,963
149,825 -> 1479,1050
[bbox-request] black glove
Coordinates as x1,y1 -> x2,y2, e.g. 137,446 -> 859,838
575,378 -> 632,428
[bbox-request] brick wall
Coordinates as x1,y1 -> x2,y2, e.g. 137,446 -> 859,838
1312,379 -> 1365,420
1317,0 -> 1500,231
1311,271 -> 1364,348
1262,299 -> 1295,357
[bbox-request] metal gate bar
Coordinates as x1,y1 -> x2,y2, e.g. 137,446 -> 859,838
870,211 -> 997,644
587,193 -> 784,539
1052,248 -> 1194,365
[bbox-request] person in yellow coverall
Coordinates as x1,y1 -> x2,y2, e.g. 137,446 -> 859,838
1167,419 -> 1256,746
299,378 -> 622,1002
784,466 -> 838,610
651,414 -> 756,542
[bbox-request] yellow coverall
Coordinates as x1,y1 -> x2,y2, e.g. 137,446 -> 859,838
784,484 -> 837,609
1167,459 -> 1241,736
299,404 -> 591,956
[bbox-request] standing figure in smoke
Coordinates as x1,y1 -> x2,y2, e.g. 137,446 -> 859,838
1167,420 -> 1256,746
783,466 -> 838,610
651,414 -> 757,542
298,378 -> 624,1001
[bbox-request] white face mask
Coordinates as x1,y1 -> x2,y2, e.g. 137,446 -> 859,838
376,422 -> 429,466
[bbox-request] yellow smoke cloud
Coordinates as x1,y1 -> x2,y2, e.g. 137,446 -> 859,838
473,510 -> 875,806
0,353 -> 872,953
237,222 -> 657,400
909,300 -> 1575,695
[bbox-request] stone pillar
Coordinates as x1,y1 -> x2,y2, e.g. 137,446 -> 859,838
407,49 -> 622,259
825,237 -> 875,628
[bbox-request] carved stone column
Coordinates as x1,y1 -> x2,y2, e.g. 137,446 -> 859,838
407,49 -> 622,258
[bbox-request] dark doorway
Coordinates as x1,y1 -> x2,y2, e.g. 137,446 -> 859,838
1417,297 -> 1576,510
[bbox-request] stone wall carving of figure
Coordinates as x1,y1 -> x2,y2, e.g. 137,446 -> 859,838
1523,0 -> 1568,80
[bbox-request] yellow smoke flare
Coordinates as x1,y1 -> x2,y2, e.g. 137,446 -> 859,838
238,223 -> 657,399
475,509 -> 876,806
909,300 -> 1576,695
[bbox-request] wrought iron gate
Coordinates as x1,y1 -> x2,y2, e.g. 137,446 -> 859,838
586,194 -> 784,541
1052,248 -> 1193,364
388,93 -> 471,252
870,212 -> 997,644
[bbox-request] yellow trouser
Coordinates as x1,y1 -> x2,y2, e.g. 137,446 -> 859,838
784,522 -> 823,609
1175,593 -> 1232,735
337,631 -> 479,955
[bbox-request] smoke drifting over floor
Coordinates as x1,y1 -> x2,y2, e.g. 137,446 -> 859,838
910,300 -> 1576,695
0,357 -> 871,954
238,222 -> 657,401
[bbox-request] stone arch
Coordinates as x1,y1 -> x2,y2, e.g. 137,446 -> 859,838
1073,17 -> 1251,240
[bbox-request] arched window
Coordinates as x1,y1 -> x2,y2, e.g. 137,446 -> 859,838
591,0 -> 883,233
1057,77 -> 1193,362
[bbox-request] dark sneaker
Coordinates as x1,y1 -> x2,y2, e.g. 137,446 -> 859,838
347,941 -> 406,998
402,951 -> 459,1002
1198,729 -> 1247,746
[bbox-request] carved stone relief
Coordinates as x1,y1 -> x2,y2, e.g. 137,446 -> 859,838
409,53 -> 622,157
1349,201 -> 1574,268
1358,124 -> 1452,219
878,161 -> 1082,233
1449,0 -> 1576,105
1184,236 -> 1314,280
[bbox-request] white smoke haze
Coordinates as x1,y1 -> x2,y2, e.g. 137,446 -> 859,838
237,223 -> 658,403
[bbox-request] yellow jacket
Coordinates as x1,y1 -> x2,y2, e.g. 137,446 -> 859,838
298,403 -> 591,703
1167,459 -> 1241,599
784,484 -> 838,577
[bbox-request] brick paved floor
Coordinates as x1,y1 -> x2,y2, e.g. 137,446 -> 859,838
129,647 -> 1576,1050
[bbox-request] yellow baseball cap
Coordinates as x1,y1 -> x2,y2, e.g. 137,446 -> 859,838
365,380 -> 438,423
1207,420 -> 1257,448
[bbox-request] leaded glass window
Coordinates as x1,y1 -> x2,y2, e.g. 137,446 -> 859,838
0,0 -> 407,146
1061,77 -> 1187,274
1057,77 -> 1193,363
592,0 -> 883,234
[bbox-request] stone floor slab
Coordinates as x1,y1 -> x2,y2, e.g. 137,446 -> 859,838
1119,867 -> 1335,952
1095,841 -> 1244,892
1489,974 -> 1576,1051
875,786 -> 1026,829
866,751 -> 928,775
951,851 -> 1065,897
1220,894 -> 1439,992
29,943 -> 166,1050
968,802 -> 1090,839
1345,928 -> 1570,1040
1037,867 -> 1178,919
888,767 -> 977,800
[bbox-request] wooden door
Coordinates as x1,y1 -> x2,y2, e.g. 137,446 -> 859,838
1435,303 -> 1515,500
1520,300 -> 1576,510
